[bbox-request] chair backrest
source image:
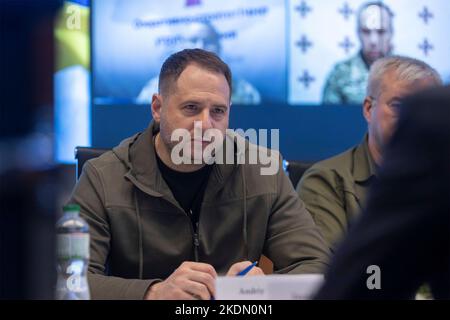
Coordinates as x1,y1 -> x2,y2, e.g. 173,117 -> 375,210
74,147 -> 110,179
285,160 -> 314,188
74,147 -> 314,187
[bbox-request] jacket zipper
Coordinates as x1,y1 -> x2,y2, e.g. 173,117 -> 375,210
190,209 -> 200,262
193,228 -> 200,262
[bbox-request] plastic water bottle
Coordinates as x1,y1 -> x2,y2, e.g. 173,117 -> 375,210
55,204 -> 90,300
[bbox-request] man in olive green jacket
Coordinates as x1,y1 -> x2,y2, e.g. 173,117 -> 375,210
297,56 -> 442,251
297,135 -> 376,250
69,49 -> 329,299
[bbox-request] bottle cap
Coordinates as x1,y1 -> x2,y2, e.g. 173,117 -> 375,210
63,204 -> 80,212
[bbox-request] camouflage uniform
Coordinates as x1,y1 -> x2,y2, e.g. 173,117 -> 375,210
230,78 -> 261,105
322,51 -> 369,105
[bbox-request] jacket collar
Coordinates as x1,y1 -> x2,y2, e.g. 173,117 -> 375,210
353,133 -> 377,183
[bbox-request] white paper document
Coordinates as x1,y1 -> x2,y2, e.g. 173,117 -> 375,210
215,274 -> 324,300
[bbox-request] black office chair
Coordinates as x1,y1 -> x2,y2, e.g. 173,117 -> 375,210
284,160 -> 314,188
75,147 -> 314,187
74,146 -> 110,179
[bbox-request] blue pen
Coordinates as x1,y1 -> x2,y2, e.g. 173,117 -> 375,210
211,262 -> 258,299
237,261 -> 258,276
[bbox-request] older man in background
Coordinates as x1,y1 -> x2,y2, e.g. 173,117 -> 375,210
298,55 -> 442,251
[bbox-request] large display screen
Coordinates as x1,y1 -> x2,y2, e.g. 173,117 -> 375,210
92,0 -> 450,106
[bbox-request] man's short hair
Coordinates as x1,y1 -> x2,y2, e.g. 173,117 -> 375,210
367,55 -> 442,98
357,1 -> 394,32
158,48 -> 232,98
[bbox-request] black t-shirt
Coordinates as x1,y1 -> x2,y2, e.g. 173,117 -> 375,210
156,154 -> 213,230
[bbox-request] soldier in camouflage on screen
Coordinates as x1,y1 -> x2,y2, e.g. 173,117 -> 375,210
322,2 -> 394,105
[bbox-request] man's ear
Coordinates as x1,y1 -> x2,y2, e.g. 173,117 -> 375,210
151,94 -> 162,122
363,96 -> 373,124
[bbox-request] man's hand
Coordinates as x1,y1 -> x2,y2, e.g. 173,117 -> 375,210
144,261 -> 217,300
226,261 -> 265,276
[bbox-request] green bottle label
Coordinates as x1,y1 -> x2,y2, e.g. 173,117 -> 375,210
57,233 -> 90,260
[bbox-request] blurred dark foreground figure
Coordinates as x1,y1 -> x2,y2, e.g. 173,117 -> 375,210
315,85 -> 450,299
0,0 -> 61,299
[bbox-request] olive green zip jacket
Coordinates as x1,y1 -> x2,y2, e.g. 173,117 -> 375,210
296,135 -> 376,251
69,121 -> 329,299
